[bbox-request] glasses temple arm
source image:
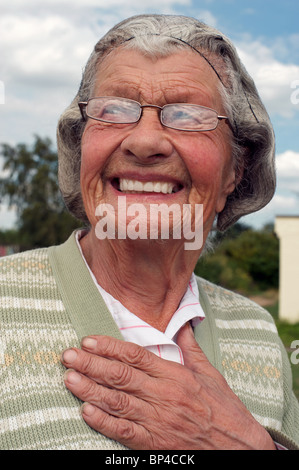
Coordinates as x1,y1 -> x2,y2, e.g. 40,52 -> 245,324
78,102 -> 87,121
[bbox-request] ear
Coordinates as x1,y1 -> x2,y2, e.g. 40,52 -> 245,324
216,168 -> 236,214
216,160 -> 244,214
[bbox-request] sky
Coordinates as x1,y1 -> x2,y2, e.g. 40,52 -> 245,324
1,0 -> 299,230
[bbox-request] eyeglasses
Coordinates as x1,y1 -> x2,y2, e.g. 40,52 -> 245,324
78,97 -> 228,132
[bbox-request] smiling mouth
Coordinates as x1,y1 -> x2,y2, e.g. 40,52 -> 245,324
112,178 -> 183,194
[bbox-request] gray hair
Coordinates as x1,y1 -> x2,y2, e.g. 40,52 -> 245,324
57,14 -> 276,231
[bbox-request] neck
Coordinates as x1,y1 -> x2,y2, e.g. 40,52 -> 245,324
80,229 -> 201,331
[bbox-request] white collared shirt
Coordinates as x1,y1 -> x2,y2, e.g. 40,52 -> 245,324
76,232 -> 205,364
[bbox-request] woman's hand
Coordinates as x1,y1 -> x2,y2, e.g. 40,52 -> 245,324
61,324 -> 275,450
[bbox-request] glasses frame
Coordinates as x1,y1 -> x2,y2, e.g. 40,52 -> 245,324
78,96 -> 228,132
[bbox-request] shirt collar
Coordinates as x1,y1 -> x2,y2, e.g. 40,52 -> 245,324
75,230 -> 205,349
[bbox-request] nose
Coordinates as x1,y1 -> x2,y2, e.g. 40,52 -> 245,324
120,107 -> 174,162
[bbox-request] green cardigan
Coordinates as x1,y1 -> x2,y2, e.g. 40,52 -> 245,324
0,232 -> 298,450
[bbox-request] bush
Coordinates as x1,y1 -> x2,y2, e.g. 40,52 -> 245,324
195,224 -> 279,295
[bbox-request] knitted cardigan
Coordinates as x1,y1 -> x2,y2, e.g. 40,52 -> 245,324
0,232 -> 298,450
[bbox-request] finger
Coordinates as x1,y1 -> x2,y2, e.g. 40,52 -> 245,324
176,323 -> 214,374
80,335 -> 175,377
80,403 -> 150,450
61,347 -> 151,397
64,369 -> 147,421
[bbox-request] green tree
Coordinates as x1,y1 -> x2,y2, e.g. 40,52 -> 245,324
0,135 -> 82,249
195,224 -> 279,294
224,229 -> 279,290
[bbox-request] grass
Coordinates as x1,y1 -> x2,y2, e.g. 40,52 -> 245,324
275,321 -> 299,402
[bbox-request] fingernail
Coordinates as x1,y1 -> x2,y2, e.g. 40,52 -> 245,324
62,349 -> 78,364
81,337 -> 97,350
64,370 -> 82,384
81,402 -> 96,416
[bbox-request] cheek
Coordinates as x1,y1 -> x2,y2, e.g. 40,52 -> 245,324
81,143 -> 99,182
80,129 -> 115,196
181,135 -> 233,225
80,124 -> 127,178
80,132 -> 109,215
81,128 -> 105,177
183,140 -> 225,192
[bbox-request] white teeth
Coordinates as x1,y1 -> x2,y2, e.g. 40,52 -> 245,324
119,179 -> 175,194
128,180 -> 134,191
144,182 -> 154,192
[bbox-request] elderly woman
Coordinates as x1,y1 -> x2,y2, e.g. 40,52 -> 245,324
0,14 -> 298,450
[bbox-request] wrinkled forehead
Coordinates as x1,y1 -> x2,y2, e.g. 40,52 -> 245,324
91,46 -> 224,110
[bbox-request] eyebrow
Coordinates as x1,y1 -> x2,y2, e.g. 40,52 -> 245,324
95,82 -> 141,99
93,85 -> 213,109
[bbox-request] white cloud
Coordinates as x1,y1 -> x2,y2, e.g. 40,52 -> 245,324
273,194 -> 298,210
1,0 -> 191,19
1,14 -> 98,85
0,11 -> 101,144
237,41 -> 299,118
2,0 -> 190,7
240,150 -> 299,229
195,10 -> 218,27
242,193 -> 299,229
262,193 -> 298,219
276,150 -> 299,178
276,150 -> 299,193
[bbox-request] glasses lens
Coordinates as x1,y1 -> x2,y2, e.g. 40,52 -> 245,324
161,104 -> 218,131
87,97 -> 141,123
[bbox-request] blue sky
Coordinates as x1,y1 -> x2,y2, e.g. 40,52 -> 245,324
1,0 -> 299,229
188,0 -> 299,41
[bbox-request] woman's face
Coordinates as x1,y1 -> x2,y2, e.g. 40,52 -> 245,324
80,47 -> 236,246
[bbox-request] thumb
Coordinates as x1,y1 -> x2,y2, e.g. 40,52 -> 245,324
177,322 -> 210,372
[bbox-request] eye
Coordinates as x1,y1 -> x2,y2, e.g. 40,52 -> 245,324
163,106 -> 200,126
98,103 -> 126,120
174,110 -> 195,124
162,104 -> 218,131
101,104 -> 118,117
87,99 -> 127,121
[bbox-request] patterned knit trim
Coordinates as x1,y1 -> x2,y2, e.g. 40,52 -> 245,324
0,247 -> 126,450
197,276 -> 285,431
